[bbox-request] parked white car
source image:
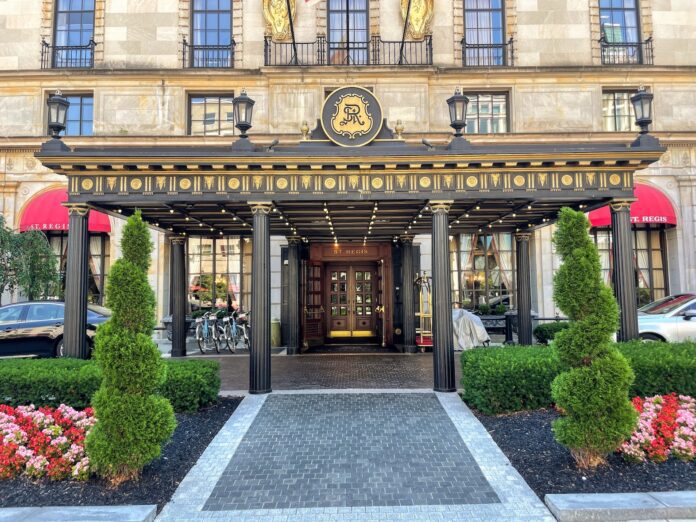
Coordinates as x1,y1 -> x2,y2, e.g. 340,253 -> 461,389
638,294 -> 696,342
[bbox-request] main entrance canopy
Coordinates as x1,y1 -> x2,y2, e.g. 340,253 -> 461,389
35,86 -> 665,394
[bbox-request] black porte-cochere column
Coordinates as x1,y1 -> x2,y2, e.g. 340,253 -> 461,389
401,235 -> 417,354
430,201 -> 456,392
515,233 -> 533,346
286,236 -> 301,355
63,203 -> 90,359
249,202 -> 273,394
170,236 -> 187,358
611,199 -> 639,341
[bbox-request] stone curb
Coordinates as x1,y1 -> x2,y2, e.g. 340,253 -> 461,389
0,504 -> 157,521
544,490 -> 696,521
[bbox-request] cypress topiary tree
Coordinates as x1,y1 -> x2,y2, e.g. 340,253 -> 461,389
86,210 -> 176,484
551,207 -> 637,468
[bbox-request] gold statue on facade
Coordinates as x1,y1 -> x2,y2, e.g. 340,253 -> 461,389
263,0 -> 297,41
401,0 -> 434,40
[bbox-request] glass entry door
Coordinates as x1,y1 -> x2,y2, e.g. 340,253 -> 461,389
325,263 -> 378,338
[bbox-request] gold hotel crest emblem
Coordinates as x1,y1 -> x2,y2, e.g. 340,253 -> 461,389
321,86 -> 384,148
330,93 -> 374,140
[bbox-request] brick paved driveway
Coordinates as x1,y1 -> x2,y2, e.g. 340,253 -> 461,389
157,390 -> 552,521
200,353 -> 463,391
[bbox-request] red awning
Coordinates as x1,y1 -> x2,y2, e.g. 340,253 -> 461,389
588,183 -> 677,227
19,188 -> 111,233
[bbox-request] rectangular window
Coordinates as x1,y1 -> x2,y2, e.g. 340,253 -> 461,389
187,236 -> 242,310
190,0 -> 233,67
188,94 -> 235,136
53,0 -> 95,68
48,94 -> 93,136
592,226 -> 668,306
599,0 -> 639,44
327,0 -> 369,65
451,232 -> 515,310
463,0 -> 506,66
599,0 -> 648,65
464,93 -> 508,134
602,91 -> 639,132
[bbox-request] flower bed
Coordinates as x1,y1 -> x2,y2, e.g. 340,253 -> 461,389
0,404 -> 96,481
621,394 -> 695,463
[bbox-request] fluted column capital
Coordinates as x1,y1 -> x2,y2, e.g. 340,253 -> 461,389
249,201 -> 274,215
515,232 -> 532,242
429,200 -> 453,214
610,198 -> 637,212
62,203 -> 90,216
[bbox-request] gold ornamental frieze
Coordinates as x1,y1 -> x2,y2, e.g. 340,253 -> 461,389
263,0 -> 296,41
66,170 -> 634,201
401,0 -> 434,40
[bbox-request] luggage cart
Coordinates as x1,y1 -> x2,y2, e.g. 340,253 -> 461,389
414,271 -> 433,349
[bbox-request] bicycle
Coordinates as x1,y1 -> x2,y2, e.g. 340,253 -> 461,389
194,311 -> 221,354
221,310 -> 250,353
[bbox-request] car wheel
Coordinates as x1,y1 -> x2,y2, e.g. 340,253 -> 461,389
640,333 -> 665,342
55,338 -> 65,357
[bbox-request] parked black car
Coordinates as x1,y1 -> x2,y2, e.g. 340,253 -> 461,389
0,301 -> 111,358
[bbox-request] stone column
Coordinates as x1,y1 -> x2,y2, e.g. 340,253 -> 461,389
286,236 -> 301,355
170,236 -> 187,358
611,199 -> 639,341
430,201 -> 455,392
401,235 -> 417,353
249,202 -> 273,394
62,204 -> 90,359
515,232 -> 533,345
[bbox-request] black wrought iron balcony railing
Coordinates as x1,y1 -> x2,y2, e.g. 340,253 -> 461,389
600,37 -> 653,65
264,35 -> 433,66
182,38 -> 236,68
41,38 -> 96,69
461,38 -> 514,67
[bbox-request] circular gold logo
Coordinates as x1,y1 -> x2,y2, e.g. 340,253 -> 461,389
609,174 -> 621,186
419,176 -> 431,189
324,177 -> 337,190
80,178 -> 94,191
514,175 -> 525,187
179,178 -> 191,190
228,178 -> 240,190
130,178 -> 143,191
276,177 -> 288,190
466,176 -> 478,188
371,177 -> 384,190
321,86 -> 384,148
561,174 -> 573,186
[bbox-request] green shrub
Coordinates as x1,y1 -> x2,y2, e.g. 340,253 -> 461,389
494,304 -> 507,315
0,359 -> 100,409
160,360 -> 221,412
461,346 -> 561,414
478,304 -> 491,315
460,341 -> 696,415
533,322 -> 569,345
0,358 -> 221,412
620,340 -> 696,397
87,211 -> 176,484
550,207 -> 636,468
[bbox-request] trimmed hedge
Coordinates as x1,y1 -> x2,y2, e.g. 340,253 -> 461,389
0,358 -> 220,412
461,341 -> 696,415
533,322 -> 569,345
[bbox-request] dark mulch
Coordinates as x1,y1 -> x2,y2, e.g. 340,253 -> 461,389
0,397 -> 242,513
475,408 -> 696,500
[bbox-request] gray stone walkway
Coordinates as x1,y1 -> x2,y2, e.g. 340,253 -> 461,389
157,390 -> 552,521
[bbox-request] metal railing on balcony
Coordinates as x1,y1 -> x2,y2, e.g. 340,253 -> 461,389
183,38 -> 236,68
600,37 -> 653,65
461,38 -> 514,67
41,39 -> 96,69
264,35 -> 433,66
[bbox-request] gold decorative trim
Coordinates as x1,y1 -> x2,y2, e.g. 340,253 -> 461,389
430,200 -> 453,213
62,203 -> 90,216
515,232 -> 532,242
249,202 -> 274,214
610,198 -> 637,212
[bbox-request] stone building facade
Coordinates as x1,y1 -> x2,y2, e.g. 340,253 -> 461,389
1,0 -> 695,338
